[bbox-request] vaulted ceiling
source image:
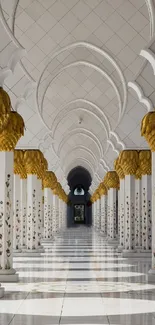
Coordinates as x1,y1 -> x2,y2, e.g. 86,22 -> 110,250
1,0 -> 155,194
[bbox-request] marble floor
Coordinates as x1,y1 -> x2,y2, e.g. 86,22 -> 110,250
1,227 -> 155,324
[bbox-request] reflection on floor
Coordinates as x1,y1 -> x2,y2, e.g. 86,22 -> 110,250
1,227 -> 155,324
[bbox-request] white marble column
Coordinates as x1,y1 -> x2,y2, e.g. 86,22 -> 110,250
13,174 -> 21,253
0,152 -> 18,281
96,198 -> 101,231
122,175 -> 135,257
92,202 -> 94,227
62,201 -> 67,229
20,178 -> 27,249
94,201 -> 97,228
134,177 -> 142,252
25,174 -> 40,255
37,179 -> 44,250
52,194 -> 58,234
56,195 -> 59,232
141,175 -> 152,253
107,193 -> 110,240
107,188 -> 117,243
44,188 -> 52,241
100,195 -> 107,236
148,151 -> 155,280
59,198 -> 62,230
118,179 -> 125,252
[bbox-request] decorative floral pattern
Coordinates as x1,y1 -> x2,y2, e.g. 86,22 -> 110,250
101,196 -> 107,235
5,174 -> 12,269
13,198 -> 20,250
142,176 -> 152,251
97,200 -> 101,230
27,182 -> 38,250
108,189 -> 117,241
125,198 -> 135,250
134,180 -> 141,250
44,190 -> 52,239
120,202 -> 125,247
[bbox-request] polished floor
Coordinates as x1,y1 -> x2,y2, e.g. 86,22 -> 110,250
1,227 -> 155,324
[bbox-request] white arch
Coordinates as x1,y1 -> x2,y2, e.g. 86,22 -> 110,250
140,49 -> 155,75
145,0 -> 155,38
62,146 -> 98,169
128,81 -> 153,112
39,61 -> 122,130
57,128 -> 103,158
54,107 -> 108,141
36,42 -> 127,116
52,99 -> 111,139
65,158 -> 94,178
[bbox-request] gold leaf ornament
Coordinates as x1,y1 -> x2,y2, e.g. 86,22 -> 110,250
0,87 -> 12,132
24,150 -> 45,176
43,171 -> 57,189
139,150 -> 151,175
104,171 -> 119,189
114,158 -> 125,179
0,111 -> 25,151
141,112 -> 155,151
14,150 -> 27,179
119,150 -> 139,175
98,182 -> 107,196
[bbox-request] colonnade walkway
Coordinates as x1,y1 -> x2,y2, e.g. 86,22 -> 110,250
1,227 -> 155,324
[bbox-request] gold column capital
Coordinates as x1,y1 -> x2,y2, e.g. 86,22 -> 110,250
0,111 -> 25,151
114,157 -> 125,179
135,168 -> 142,180
139,150 -> 151,175
43,171 -> 57,189
119,150 -> 139,175
0,87 -> 11,132
98,182 -> 107,196
24,150 -> 45,177
53,182 -> 62,196
104,171 -> 119,190
141,112 -> 155,151
14,150 -> 27,179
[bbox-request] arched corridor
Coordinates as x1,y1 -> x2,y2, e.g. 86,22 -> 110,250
1,0 -> 155,324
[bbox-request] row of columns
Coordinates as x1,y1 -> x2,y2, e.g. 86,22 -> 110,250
91,150 -> 152,259
0,88 -> 68,297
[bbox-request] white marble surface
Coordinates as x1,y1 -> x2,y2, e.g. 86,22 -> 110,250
0,227 -> 155,325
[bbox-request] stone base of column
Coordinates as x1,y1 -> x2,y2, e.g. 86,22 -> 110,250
122,250 -> 136,257
108,239 -> 118,245
42,238 -> 53,243
0,269 -> 18,282
19,248 -> 43,257
38,246 -> 44,253
13,249 -> 22,254
140,249 -> 152,257
100,231 -> 106,236
147,269 -> 155,282
0,284 -> 4,298
117,245 -> 124,253
122,250 -> 151,258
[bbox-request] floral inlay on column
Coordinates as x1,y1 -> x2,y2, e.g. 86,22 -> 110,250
98,183 -> 107,236
104,171 -> 119,242
0,88 -> 24,281
114,158 -> 125,249
24,150 -> 47,252
119,150 -> 139,253
134,168 -> 142,251
139,150 -> 152,253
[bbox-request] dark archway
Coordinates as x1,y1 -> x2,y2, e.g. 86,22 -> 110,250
67,166 -> 92,227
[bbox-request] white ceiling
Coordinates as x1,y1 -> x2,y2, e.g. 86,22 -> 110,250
0,0 -> 154,192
